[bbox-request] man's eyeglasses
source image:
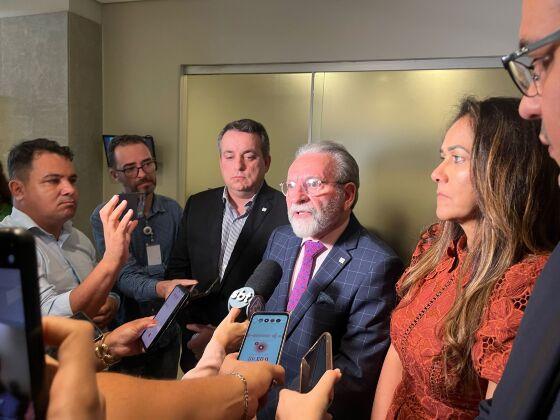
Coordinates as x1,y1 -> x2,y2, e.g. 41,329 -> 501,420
115,160 -> 158,178
502,27 -> 560,97
279,177 -> 345,197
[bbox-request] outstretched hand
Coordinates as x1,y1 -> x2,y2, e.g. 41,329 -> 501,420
99,195 -> 138,269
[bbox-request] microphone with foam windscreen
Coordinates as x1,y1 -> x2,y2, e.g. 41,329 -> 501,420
227,260 -> 282,320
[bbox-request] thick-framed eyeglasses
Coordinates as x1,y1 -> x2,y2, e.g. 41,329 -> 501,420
279,177 -> 345,197
115,160 -> 158,178
502,27 -> 560,97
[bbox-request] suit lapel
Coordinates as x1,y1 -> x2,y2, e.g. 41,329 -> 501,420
286,216 -> 360,337
222,183 -> 275,281
207,190 -> 225,278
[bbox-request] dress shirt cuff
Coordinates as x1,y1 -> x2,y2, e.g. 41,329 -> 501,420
41,290 -> 73,317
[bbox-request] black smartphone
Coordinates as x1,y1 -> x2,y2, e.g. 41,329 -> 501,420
299,332 -> 333,393
117,192 -> 145,219
70,311 -> 104,342
238,312 -> 289,364
0,228 -> 47,419
141,285 -> 190,350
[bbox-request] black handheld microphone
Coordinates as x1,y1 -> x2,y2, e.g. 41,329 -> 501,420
227,260 -> 282,320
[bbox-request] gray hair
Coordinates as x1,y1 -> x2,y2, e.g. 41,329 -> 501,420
217,119 -> 270,158
295,141 -> 360,207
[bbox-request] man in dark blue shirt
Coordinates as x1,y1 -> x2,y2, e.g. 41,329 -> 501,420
91,135 -> 194,379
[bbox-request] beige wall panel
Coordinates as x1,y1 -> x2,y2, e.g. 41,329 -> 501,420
101,0 -> 521,203
184,73 -> 311,198
314,69 -> 520,260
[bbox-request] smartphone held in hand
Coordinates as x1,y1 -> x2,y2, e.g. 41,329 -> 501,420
141,285 -> 190,350
237,312 -> 289,364
117,192 -> 146,219
299,332 -> 333,393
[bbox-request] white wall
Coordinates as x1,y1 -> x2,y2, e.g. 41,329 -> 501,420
101,0 -> 520,201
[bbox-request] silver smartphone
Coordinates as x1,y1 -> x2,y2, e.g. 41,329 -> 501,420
299,332 -> 333,393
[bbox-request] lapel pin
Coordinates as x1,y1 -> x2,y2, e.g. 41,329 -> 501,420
338,257 -> 346,264
261,207 -> 267,212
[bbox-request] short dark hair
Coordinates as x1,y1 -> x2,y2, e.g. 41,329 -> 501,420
217,119 -> 270,158
7,138 -> 74,180
107,135 -> 152,168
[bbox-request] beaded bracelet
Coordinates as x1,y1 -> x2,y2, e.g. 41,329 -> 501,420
230,372 -> 249,420
94,333 -> 119,369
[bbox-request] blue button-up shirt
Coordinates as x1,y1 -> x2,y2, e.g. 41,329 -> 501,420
0,207 -> 119,316
90,194 -> 182,321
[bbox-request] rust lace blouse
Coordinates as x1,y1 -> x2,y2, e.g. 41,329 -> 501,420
387,226 -> 548,419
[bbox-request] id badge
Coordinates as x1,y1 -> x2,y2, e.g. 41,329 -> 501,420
146,243 -> 162,266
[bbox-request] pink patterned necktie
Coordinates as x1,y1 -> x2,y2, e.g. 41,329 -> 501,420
287,240 -> 327,311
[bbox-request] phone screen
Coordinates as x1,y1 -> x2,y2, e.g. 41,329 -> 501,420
118,192 -> 145,219
299,332 -> 333,393
0,268 -> 34,419
0,228 -> 46,419
141,286 -> 188,349
238,312 -> 289,364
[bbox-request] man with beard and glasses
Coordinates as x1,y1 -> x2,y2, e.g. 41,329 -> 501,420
261,141 -> 403,420
0,138 -> 135,319
91,135 -> 191,379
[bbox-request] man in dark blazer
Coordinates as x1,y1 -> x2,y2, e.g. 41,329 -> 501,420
478,1 -> 560,418
166,119 -> 288,371
261,141 -> 403,419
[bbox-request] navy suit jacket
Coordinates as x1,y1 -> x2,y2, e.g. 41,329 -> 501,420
479,242 -> 560,419
262,214 -> 403,420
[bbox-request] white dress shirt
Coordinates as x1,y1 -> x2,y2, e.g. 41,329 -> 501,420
1,207 -> 105,316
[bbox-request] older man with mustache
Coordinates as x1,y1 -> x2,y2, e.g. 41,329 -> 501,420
0,138 -> 135,323
261,141 -> 403,420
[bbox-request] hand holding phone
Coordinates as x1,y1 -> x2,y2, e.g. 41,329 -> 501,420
237,312 -> 289,364
219,353 -> 286,418
117,192 -> 146,219
141,285 -> 190,350
98,195 -> 138,269
299,332 -> 333,393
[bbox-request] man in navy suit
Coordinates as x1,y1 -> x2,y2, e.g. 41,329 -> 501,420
262,141 -> 403,419
478,1 -> 560,418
